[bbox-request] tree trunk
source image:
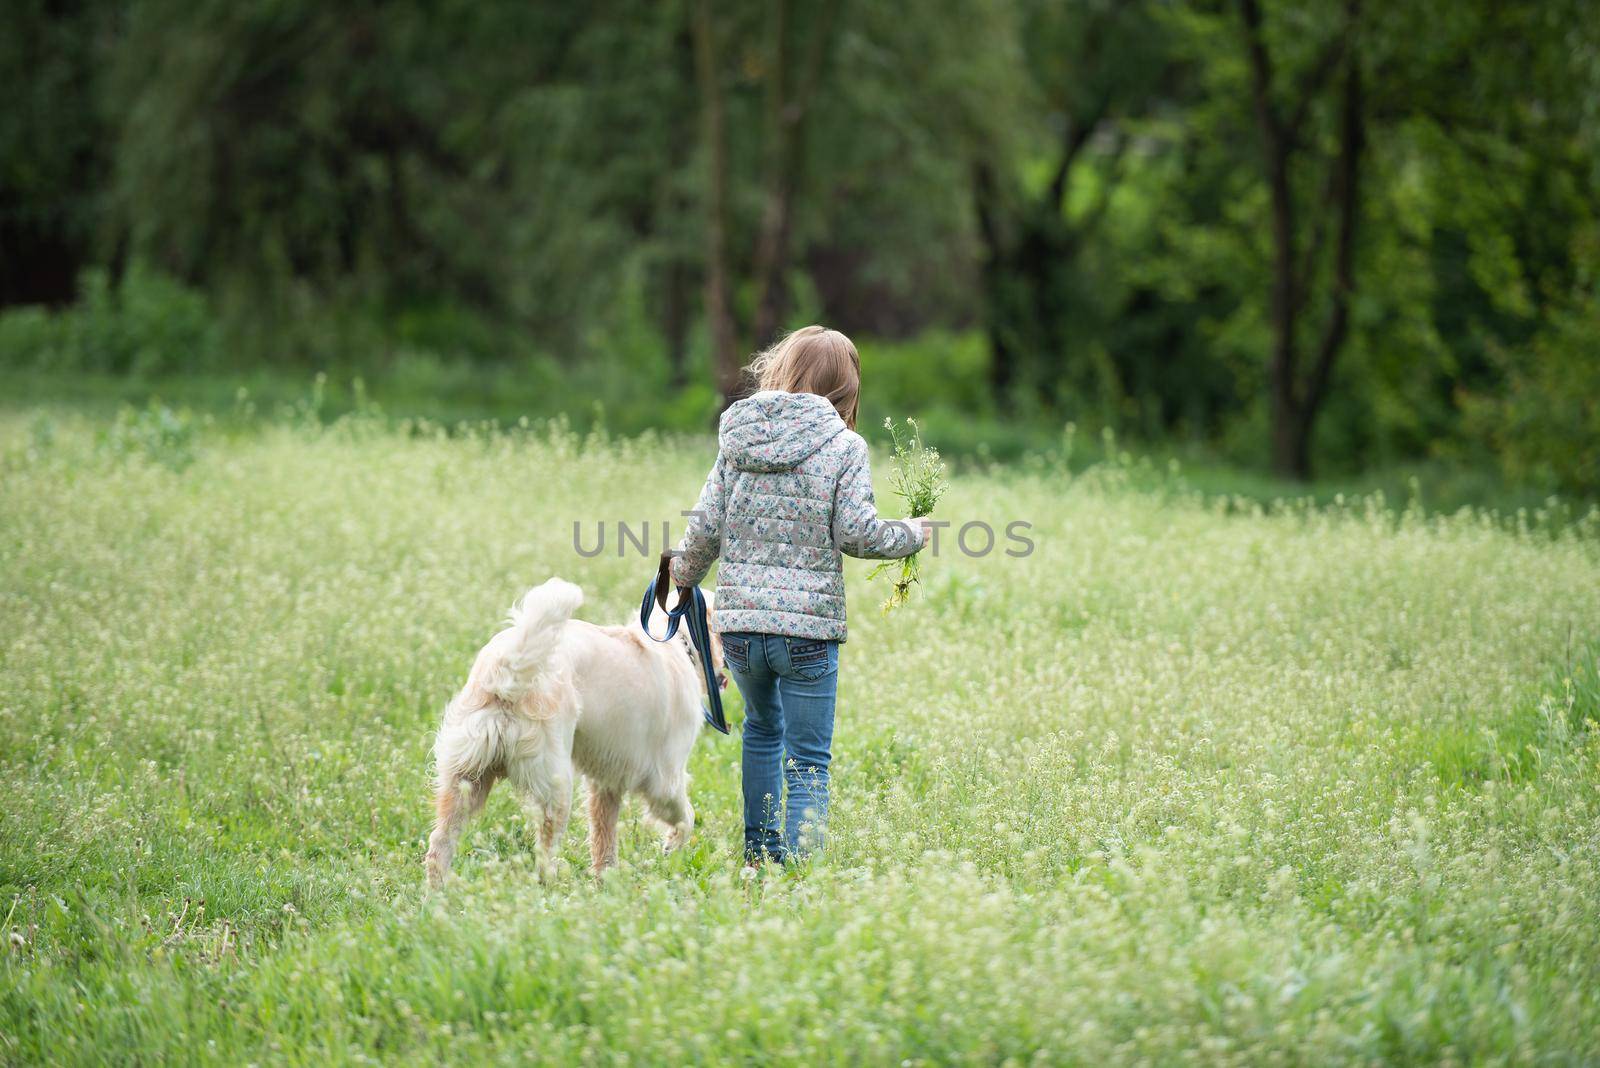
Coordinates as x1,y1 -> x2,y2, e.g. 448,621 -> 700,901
691,0 -> 743,408
658,20 -> 698,392
1241,0 -> 1304,479
1271,400 -> 1312,480
1239,0 -> 1363,481
749,0 -> 793,350
1301,56 -> 1364,437
971,161 -> 1017,409
749,0 -> 840,350
0,222 -> 83,307
969,68 -> 1135,417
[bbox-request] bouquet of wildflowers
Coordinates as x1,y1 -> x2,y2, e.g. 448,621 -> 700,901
869,417 -> 948,612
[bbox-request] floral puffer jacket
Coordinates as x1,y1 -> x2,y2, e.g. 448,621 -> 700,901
671,390 -> 924,641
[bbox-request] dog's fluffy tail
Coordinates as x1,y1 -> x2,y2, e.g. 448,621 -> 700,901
484,577 -> 583,703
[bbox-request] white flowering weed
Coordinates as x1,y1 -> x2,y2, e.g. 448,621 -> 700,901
869,416 -> 948,612
1,409 -> 1598,1064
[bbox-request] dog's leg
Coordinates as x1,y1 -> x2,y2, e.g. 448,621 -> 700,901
425,773 -> 496,888
513,762 -> 573,884
586,783 -> 623,875
536,770 -> 572,884
645,787 -> 694,853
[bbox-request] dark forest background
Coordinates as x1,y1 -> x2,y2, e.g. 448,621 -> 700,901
2,0 -> 1596,493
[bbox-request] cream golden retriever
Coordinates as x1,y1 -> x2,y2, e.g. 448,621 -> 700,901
425,578 -> 719,886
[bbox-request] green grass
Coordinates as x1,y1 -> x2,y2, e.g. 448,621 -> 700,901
3,405 -> 1600,1063
7,367 -> 1590,524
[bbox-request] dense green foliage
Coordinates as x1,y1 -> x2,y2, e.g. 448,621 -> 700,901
2,0 -> 1596,488
2,409 -> 1599,1062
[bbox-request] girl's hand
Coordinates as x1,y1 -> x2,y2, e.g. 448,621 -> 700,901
918,518 -> 935,550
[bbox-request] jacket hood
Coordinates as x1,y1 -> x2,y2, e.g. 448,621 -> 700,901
718,390 -> 847,473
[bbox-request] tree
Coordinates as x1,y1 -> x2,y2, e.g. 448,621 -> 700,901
692,0 -> 843,408
690,0 -> 742,406
1235,0 -> 1364,479
967,0 -> 1175,415
0,0 -> 120,308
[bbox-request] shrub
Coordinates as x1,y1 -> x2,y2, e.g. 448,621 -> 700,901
99,402 -> 204,471
1462,294 -> 1600,498
0,265 -> 222,375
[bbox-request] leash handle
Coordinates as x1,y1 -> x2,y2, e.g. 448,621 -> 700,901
654,551 -> 672,612
640,551 -> 728,735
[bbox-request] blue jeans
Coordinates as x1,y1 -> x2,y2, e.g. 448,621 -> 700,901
721,632 -> 840,863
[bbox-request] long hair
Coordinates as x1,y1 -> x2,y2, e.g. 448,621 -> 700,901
746,325 -> 861,429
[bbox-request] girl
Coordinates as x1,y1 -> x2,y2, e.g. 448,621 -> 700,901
671,325 -> 928,865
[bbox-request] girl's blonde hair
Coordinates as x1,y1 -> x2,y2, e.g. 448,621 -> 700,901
747,325 -> 861,430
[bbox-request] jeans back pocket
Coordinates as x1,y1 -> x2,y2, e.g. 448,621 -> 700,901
786,638 -> 834,680
721,633 -> 751,673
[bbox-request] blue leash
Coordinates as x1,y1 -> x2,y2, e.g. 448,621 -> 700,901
639,552 -> 728,734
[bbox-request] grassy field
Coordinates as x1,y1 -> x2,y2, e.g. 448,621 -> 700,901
6,367 -> 1590,522
2,405 -> 1599,1064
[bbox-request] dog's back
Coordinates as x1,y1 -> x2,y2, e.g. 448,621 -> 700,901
564,619 -> 703,797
